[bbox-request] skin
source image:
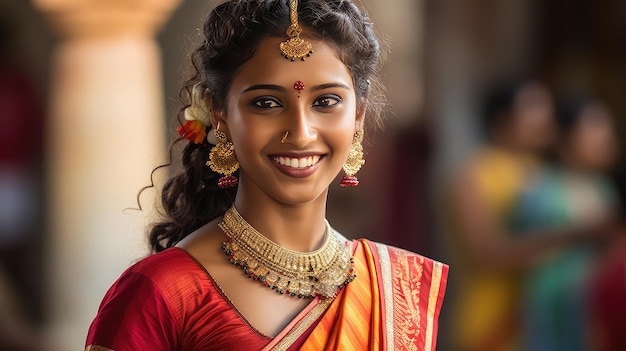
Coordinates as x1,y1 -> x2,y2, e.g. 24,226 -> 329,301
561,102 -> 617,173
492,82 -> 556,155
178,37 -> 364,337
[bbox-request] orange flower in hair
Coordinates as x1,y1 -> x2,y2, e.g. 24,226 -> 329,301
178,84 -> 211,144
177,120 -> 207,144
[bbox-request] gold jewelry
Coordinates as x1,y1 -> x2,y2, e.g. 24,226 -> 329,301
279,0 -> 313,61
281,131 -> 289,144
206,126 -> 239,188
340,130 -> 365,187
219,206 -> 356,299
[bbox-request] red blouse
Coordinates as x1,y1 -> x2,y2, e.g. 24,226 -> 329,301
87,241 -> 449,351
86,248 -> 272,350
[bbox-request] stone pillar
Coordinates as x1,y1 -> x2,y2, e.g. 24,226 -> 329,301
366,0 -> 424,125
33,1 -> 180,349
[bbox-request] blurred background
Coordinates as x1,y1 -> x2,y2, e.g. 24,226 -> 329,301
0,0 -> 624,350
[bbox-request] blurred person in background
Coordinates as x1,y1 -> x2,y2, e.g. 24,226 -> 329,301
511,97 -> 619,351
447,81 -> 607,351
587,150 -> 626,351
0,11 -> 46,351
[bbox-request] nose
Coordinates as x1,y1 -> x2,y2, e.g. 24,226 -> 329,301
284,106 -> 317,148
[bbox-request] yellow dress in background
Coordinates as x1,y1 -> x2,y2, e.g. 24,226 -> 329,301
451,147 -> 537,351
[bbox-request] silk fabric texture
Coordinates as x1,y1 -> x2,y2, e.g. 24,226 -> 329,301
86,239 -> 448,350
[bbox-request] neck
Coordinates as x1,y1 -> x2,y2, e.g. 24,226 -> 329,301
491,137 -> 533,159
232,178 -> 329,253
559,151 -> 598,175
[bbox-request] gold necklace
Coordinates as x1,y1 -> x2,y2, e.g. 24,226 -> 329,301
219,206 -> 355,299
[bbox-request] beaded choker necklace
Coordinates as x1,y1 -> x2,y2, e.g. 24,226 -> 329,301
219,206 -> 356,299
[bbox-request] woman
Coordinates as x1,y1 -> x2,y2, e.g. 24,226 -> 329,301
512,97 -> 619,350
85,0 -> 448,350
447,82 -> 608,351
447,81 -> 556,351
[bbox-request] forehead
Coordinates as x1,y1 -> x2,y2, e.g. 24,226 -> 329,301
228,37 -> 354,93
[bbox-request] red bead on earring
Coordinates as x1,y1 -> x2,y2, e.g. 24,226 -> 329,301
340,176 -> 359,187
218,175 -> 238,189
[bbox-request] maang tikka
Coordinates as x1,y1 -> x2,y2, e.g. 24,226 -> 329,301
341,130 -> 365,187
206,124 -> 239,188
280,0 -> 313,61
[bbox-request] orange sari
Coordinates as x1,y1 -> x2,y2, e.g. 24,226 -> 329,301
265,239 -> 448,351
86,240 -> 447,351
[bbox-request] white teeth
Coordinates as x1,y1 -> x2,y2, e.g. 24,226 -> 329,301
273,155 -> 321,169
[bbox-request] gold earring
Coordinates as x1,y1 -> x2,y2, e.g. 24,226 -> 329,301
206,127 -> 239,188
340,130 -> 365,187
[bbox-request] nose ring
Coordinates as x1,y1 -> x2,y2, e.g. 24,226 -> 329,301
281,131 -> 290,144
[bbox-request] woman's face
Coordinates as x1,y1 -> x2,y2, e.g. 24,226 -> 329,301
568,103 -> 617,172
510,82 -> 556,153
217,37 -> 362,205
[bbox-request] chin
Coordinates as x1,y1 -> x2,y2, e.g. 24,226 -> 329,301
268,184 -> 330,206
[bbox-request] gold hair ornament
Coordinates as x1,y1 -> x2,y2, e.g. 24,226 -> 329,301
280,0 -> 313,61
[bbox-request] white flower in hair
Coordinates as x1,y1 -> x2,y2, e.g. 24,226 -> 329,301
184,84 -> 211,125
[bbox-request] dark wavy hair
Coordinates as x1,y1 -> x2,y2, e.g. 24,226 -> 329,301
147,0 -> 386,252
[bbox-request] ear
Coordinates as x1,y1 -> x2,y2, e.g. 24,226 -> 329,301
209,110 -> 228,133
205,91 -> 228,133
355,104 -> 366,131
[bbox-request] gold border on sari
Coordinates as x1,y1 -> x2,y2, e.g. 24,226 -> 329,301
376,243 -> 395,351
85,345 -> 114,351
270,297 -> 333,351
424,261 -> 443,351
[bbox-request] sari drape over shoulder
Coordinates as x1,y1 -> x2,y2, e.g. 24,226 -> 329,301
86,239 -> 448,351
268,239 -> 448,351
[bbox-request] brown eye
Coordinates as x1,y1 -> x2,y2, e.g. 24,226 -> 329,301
312,95 -> 342,108
252,97 -> 282,109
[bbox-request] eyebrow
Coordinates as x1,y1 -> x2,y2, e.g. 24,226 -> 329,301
310,83 -> 351,91
242,84 -> 287,93
242,82 -> 351,93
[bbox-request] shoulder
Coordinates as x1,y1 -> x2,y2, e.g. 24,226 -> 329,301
357,239 -> 449,286
125,248 -> 203,286
86,248 -> 217,349
92,248 -> 208,318
451,148 -> 499,190
355,239 -> 448,348
357,239 -> 447,266
462,147 -> 499,171
113,248 -> 217,316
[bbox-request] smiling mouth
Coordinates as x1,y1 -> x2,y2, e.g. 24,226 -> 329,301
272,155 -> 322,169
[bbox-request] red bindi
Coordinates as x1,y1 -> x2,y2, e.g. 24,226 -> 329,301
294,81 -> 305,91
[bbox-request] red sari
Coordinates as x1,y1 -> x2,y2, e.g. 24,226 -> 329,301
86,239 -> 448,351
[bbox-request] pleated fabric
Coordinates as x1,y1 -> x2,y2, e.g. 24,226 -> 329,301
297,239 -> 448,351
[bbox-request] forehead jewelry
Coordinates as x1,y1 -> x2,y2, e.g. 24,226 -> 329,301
280,0 -> 313,61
